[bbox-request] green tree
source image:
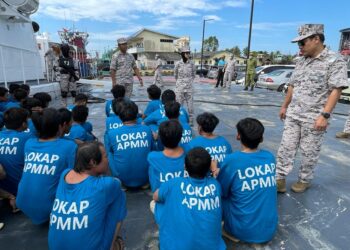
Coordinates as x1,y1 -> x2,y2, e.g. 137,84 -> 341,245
243,47 -> 249,58
203,36 -> 219,52
231,46 -> 241,57
102,48 -> 116,61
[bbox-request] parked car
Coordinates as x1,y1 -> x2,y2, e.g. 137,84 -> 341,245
340,70 -> 350,102
162,64 -> 175,76
196,65 -> 210,76
254,65 -> 295,82
256,69 -> 294,92
234,65 -> 246,84
207,65 -> 219,79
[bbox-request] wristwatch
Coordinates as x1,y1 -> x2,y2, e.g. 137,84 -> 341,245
321,112 -> 330,119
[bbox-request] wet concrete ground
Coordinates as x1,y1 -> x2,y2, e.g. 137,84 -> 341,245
0,76 -> 349,250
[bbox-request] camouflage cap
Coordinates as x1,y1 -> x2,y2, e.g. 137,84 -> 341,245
117,37 -> 128,45
180,46 -> 191,53
292,24 -> 324,43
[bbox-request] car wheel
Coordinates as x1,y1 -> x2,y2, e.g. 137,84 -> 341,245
277,83 -> 285,92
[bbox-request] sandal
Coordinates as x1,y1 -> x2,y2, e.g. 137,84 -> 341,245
9,197 -> 20,213
114,236 -> 125,250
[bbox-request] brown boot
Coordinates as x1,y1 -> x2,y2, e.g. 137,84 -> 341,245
291,181 -> 310,193
276,179 -> 286,193
336,131 -> 350,139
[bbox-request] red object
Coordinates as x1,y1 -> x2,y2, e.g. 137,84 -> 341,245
266,78 -> 274,83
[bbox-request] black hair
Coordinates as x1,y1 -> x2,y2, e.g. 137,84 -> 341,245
22,97 -> 42,115
147,84 -> 161,100
164,101 -> 180,119
74,142 -> 104,173
196,112 -> 219,133
20,84 -> 30,94
31,108 -> 60,139
161,89 -> 176,104
9,83 -> 20,94
75,93 -> 88,104
112,97 -> 125,116
13,88 -> 28,102
236,118 -> 264,149
61,44 -> 70,57
72,105 -> 89,123
33,92 -> 52,108
119,100 -> 138,122
0,87 -> 8,97
111,85 -> 126,99
185,147 -> 211,179
58,108 -> 72,125
311,34 -> 325,43
4,108 -> 29,130
159,120 -> 183,149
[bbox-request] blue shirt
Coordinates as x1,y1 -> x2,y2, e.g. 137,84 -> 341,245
217,150 -> 278,243
218,59 -> 225,67
48,169 -> 127,250
66,124 -> 94,142
107,124 -> 154,187
4,101 -> 20,110
23,119 -> 38,137
16,138 -> 77,224
188,136 -> 232,166
0,101 -> 9,112
156,177 -> 226,250
0,129 -> 32,195
143,105 -> 189,132
81,121 -> 93,134
144,100 -> 161,117
105,99 -> 115,117
66,104 -> 75,111
148,151 -> 186,192
0,112 -> 3,129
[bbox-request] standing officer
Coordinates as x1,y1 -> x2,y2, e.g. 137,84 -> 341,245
110,38 -> 143,98
174,46 -> 196,125
153,54 -> 164,87
276,24 -> 348,193
244,52 -> 257,91
223,54 -> 236,89
59,44 -> 79,99
215,56 -> 225,88
336,112 -> 350,138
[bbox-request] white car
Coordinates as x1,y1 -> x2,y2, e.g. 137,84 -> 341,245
340,70 -> 350,102
256,69 -> 294,92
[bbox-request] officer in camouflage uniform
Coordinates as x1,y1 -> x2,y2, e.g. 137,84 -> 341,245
276,24 -> 348,193
153,54 -> 164,87
336,112 -> 350,138
223,54 -> 236,89
59,44 -> 79,99
174,46 -> 196,125
110,38 -> 143,98
244,52 -> 257,91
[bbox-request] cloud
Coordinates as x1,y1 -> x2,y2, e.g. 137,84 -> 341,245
203,15 -> 222,21
223,0 -> 248,7
236,22 -> 304,31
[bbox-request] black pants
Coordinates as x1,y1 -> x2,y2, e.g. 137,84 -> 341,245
216,68 -> 224,87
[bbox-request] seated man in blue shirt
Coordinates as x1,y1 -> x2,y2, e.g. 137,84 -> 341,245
212,118 -> 278,244
148,120 -> 187,193
0,87 -> 9,112
107,100 -> 153,189
4,88 -> 28,110
7,83 -> 20,102
157,101 -> 192,152
0,108 -> 31,212
66,106 -> 95,142
22,97 -> 43,137
153,147 -> 226,250
143,89 -> 189,132
48,142 -> 127,250
105,85 -> 126,117
143,84 -> 161,118
189,112 -> 232,166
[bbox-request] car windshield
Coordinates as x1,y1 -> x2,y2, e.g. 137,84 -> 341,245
267,70 -> 287,76
255,66 -> 264,72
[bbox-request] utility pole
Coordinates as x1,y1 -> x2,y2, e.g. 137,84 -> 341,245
200,18 -> 214,77
244,0 -> 255,87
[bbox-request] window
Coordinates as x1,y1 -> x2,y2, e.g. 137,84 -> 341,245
37,44 -> 41,50
160,39 -> 173,43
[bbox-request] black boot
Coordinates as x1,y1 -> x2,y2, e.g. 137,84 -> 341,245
250,86 -> 254,91
61,91 -> 68,98
243,87 -> 248,91
71,91 -> 77,97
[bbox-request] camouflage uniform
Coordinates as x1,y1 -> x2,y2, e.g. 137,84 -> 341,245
223,58 -> 235,89
110,51 -> 137,98
59,56 -> 78,95
154,58 -> 164,86
245,57 -> 257,89
276,47 -> 348,183
342,112 -> 350,133
174,59 -> 196,124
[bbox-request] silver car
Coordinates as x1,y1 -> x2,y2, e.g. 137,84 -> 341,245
256,69 -> 294,92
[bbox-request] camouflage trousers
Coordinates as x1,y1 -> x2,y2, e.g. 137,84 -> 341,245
60,74 -> 77,93
245,73 -> 255,88
153,70 -> 163,86
276,117 -> 326,183
175,89 -> 194,124
343,111 -> 350,133
120,82 -> 133,98
223,71 -> 233,89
